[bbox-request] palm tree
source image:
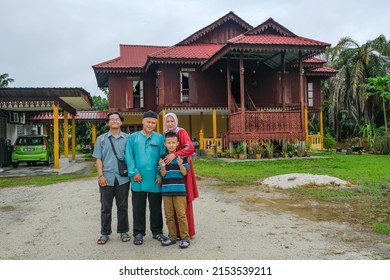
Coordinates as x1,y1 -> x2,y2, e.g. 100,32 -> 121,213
0,73 -> 14,88
324,35 -> 389,140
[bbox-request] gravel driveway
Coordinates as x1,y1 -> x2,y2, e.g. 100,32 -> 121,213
0,176 -> 389,260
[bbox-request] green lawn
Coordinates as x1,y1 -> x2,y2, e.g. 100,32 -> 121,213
193,151 -> 390,186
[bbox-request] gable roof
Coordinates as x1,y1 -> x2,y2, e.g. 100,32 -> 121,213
202,18 -> 331,71
176,11 -> 253,45
245,17 -> 296,36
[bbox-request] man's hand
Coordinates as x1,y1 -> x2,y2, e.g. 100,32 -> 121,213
98,176 -> 108,187
133,173 -> 142,183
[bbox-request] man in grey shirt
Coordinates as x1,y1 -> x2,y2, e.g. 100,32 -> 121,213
93,111 -> 130,245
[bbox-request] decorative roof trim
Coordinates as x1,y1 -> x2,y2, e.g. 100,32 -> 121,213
176,11 -> 252,46
245,17 -> 296,36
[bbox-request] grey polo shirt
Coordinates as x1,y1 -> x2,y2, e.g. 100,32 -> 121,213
93,131 -> 129,186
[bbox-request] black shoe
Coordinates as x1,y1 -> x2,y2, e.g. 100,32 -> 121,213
133,233 -> 143,245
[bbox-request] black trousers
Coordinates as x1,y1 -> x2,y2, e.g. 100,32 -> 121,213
132,190 -> 163,237
100,179 -> 130,235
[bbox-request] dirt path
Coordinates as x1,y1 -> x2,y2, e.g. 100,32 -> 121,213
0,176 -> 389,260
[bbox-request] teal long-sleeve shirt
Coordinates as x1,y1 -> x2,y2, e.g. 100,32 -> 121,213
125,131 -> 165,193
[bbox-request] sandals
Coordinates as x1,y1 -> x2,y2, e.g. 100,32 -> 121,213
120,232 -> 131,242
133,233 -> 143,245
161,237 -> 177,246
97,235 -> 109,245
179,239 -> 190,249
153,233 -> 167,242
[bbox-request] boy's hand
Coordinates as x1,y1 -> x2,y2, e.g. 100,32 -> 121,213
158,158 -> 166,167
177,157 -> 183,165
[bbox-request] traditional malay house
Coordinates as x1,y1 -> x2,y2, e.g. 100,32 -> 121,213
93,11 -> 336,154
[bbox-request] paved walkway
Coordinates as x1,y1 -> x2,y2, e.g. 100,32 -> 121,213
0,155 -> 94,178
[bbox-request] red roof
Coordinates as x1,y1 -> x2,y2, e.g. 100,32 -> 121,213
151,44 -> 224,59
229,34 -> 329,47
304,57 -> 327,63
93,12 -> 335,85
93,45 -> 167,69
307,66 -> 338,76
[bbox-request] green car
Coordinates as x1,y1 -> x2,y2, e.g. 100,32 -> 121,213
11,135 -> 54,168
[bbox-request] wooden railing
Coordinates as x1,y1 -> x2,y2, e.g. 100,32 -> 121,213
308,133 -> 323,149
203,137 -> 223,155
229,110 -> 302,134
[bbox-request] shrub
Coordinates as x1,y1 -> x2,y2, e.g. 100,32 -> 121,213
324,132 -> 336,150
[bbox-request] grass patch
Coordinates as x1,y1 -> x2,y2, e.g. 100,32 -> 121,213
0,169 -> 96,188
194,152 -> 390,186
373,223 -> 390,234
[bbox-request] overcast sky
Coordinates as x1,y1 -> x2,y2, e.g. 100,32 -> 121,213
1,0 -> 389,97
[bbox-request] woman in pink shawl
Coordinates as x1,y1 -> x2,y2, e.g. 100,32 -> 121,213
163,113 -> 199,238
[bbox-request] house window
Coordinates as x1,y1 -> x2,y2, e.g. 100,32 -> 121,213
121,124 -> 142,134
155,71 -> 160,106
133,80 -> 144,108
180,71 -> 189,103
16,124 -> 24,136
307,82 -> 313,107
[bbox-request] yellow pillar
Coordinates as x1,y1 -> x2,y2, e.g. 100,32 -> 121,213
200,112 -> 204,132
161,108 -> 166,133
72,115 -> 76,160
304,107 -> 309,142
212,108 -> 217,145
53,104 -> 60,169
199,130 -> 204,150
92,122 -> 97,145
63,111 -> 69,159
319,110 -> 324,148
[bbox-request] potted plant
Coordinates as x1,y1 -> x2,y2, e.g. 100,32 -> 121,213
281,151 -> 289,158
235,142 -> 246,159
305,141 -> 312,157
231,147 -> 239,159
264,140 -> 275,158
253,144 -> 264,159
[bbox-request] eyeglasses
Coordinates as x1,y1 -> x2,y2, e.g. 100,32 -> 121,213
109,118 -> 121,122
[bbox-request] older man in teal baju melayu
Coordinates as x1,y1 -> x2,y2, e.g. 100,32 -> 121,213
125,110 -> 166,245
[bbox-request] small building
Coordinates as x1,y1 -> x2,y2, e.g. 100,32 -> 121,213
0,87 -> 93,168
93,12 -> 336,152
